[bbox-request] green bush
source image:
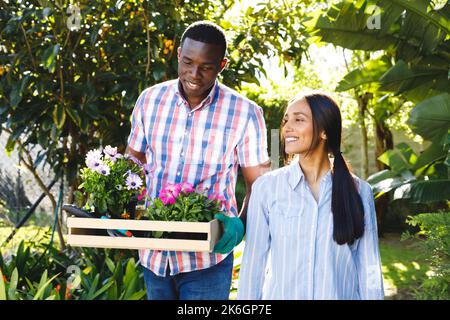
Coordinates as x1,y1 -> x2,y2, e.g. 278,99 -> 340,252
403,212 -> 450,300
0,238 -> 146,300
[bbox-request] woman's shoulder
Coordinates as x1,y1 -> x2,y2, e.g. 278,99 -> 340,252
251,165 -> 293,191
350,174 -> 374,199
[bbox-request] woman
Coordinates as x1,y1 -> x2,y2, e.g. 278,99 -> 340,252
237,92 -> 384,300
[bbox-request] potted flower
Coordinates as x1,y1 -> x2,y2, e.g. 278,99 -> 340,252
75,146 -> 147,219
144,182 -> 225,238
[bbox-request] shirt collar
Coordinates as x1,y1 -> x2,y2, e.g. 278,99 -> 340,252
287,157 -> 333,190
288,158 -> 304,190
175,79 -> 219,112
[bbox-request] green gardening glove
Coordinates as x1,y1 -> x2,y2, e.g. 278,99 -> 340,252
213,213 -> 245,254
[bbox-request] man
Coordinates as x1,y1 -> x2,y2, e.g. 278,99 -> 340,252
127,21 -> 271,300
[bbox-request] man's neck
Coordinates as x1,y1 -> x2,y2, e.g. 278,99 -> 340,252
179,81 -> 214,110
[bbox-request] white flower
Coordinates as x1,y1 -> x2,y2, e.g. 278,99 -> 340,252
96,164 -> 110,176
85,149 -> 102,168
104,145 -> 117,157
126,173 -> 143,190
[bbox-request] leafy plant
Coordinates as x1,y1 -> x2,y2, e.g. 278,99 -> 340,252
403,212 -> 450,299
77,146 -> 146,217
144,182 -> 224,237
309,0 -> 450,204
0,237 -> 147,300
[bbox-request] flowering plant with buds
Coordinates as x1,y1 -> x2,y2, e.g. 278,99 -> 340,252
77,146 -> 147,218
144,182 -> 225,237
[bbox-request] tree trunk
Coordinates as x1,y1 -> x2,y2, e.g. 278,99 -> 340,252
374,119 -> 394,236
375,121 -> 394,171
356,92 -> 371,179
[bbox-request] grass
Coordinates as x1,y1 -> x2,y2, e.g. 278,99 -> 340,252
1,225 -> 51,250
379,233 -> 431,300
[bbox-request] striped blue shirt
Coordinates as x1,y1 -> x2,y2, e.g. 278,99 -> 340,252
237,160 -> 384,300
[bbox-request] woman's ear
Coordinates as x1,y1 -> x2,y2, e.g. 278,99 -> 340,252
320,131 -> 327,141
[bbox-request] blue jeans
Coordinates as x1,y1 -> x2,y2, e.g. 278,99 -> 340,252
142,253 -> 234,300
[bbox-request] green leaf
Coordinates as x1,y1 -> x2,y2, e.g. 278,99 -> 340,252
307,1 -> 398,50
52,104 -> 66,129
33,271 -> 59,300
408,93 -> 450,142
5,135 -> 16,156
9,75 -> 30,107
90,281 -> 113,300
0,269 -> 6,300
413,141 -> 447,172
371,175 -> 407,196
389,0 -> 450,33
65,107 -> 81,126
379,60 -> 448,95
105,257 -> 115,273
85,104 -> 100,119
126,290 -> 146,300
7,268 -> 18,300
152,62 -> 166,81
41,44 -> 60,73
378,147 -> 411,174
396,179 -> 450,203
367,169 -> 398,185
336,57 -> 390,91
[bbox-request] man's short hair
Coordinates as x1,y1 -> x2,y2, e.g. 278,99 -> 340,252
181,21 -> 227,60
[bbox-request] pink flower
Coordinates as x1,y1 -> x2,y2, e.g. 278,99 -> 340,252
158,183 -> 182,205
180,182 -> 194,194
138,188 -> 147,201
164,183 -> 182,198
159,190 -> 176,205
208,192 -> 227,208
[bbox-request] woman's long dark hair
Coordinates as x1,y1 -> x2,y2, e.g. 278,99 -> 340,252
281,93 -> 364,245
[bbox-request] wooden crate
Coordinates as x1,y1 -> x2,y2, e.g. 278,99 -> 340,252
67,217 -> 221,252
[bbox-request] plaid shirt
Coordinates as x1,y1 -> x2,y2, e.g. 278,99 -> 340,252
127,79 -> 269,276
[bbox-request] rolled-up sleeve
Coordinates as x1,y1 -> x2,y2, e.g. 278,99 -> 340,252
237,177 -> 271,300
355,182 -> 385,300
127,90 -> 148,153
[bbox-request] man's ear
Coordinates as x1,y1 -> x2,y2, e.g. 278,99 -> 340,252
177,47 -> 181,60
219,58 -> 228,71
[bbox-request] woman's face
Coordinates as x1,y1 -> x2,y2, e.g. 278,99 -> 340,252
281,98 -> 316,156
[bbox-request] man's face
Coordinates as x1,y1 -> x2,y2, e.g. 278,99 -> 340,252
178,38 -> 226,101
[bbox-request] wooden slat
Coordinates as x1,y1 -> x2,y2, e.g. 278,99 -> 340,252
67,217 -> 213,232
67,235 -> 211,252
208,219 -> 221,251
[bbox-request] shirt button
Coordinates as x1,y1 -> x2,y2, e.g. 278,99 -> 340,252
177,172 -> 181,176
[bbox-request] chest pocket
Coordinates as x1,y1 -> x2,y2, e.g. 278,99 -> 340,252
269,199 -> 304,238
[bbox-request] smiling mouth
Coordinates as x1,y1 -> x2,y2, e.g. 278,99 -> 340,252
185,80 -> 201,90
285,137 -> 299,143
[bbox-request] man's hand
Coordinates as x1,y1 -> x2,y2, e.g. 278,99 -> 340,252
213,213 -> 245,254
125,146 -> 147,165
